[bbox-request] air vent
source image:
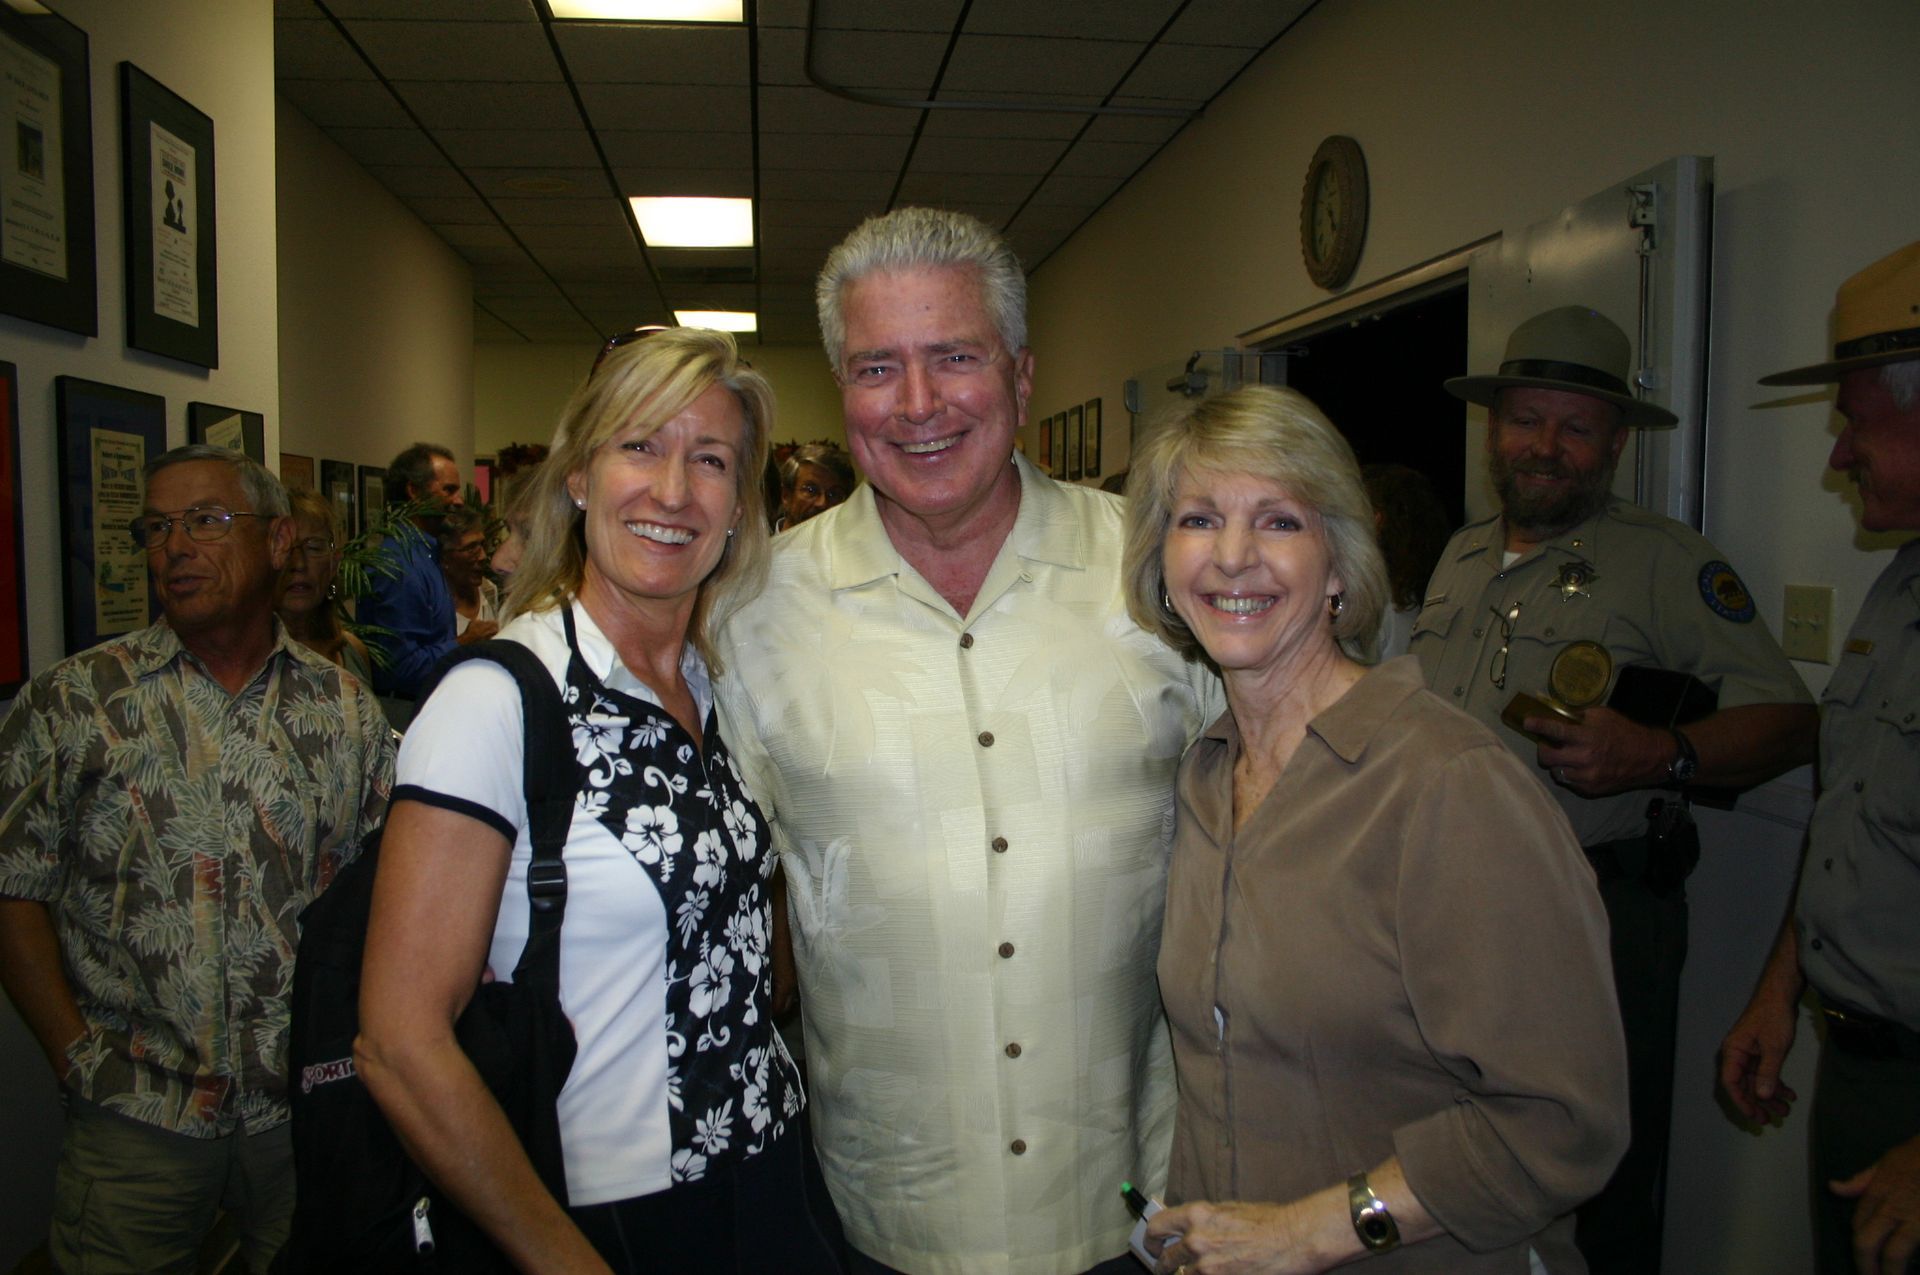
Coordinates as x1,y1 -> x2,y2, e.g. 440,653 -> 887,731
657,265 -> 758,286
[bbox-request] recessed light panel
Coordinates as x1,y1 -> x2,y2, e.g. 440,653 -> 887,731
675,310 -> 757,332
631,197 -> 753,248
550,1 -> 743,22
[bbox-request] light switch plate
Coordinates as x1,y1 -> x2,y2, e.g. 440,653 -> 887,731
1782,584 -> 1834,663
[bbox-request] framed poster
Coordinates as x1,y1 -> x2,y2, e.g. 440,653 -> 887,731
1066,405 -> 1084,482
356,465 -> 387,537
187,401 -> 264,462
280,452 -> 315,491
0,7 -> 96,336
0,361 -> 25,696
1036,416 -> 1052,476
320,459 -> 354,543
120,63 -> 217,367
1050,412 -> 1067,476
473,458 -> 493,507
54,377 -> 164,655
1083,397 -> 1102,479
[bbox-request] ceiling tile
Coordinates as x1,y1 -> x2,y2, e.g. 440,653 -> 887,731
394,81 -> 579,130
465,167 -> 609,197
363,164 -> 474,197
403,195 -> 496,224
907,134 -> 1069,175
342,19 -> 562,80
277,19 -> 374,80
1117,41 -> 1254,100
322,0 -> 539,19
756,85 -> 921,135
555,23 -> 748,83
492,197 -> 632,227
533,247 -> 651,273
941,35 -> 1141,97
758,198 -> 885,229
1080,111 -> 1190,145
757,26 -> 950,91
893,170 -> 1037,204
437,129 -> 603,168
1028,169 -> 1120,207
324,127 -> 446,166
758,0 -> 963,32
278,79 -> 414,129
759,167 -> 894,202
438,223 -> 520,250
1163,0 -> 1315,48
963,0 -> 1177,41
652,247 -> 756,270
613,167 -> 754,197
756,130 -> 912,172
918,107 -> 1087,140
473,309 -> 527,342
1050,139 -> 1160,178
513,221 -> 637,252
580,83 -> 751,130
599,129 -> 753,169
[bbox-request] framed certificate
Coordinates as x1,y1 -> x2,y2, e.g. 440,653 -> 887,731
0,7 -> 96,335
55,377 -> 165,654
120,62 -> 217,367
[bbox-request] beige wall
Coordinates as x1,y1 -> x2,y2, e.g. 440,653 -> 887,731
276,99 -> 473,477
1023,2 -> 1920,1270
0,2 -> 282,1260
474,338 -> 848,457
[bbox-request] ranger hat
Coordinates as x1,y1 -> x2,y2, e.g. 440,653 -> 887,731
1759,240 -> 1920,385
1445,305 -> 1678,428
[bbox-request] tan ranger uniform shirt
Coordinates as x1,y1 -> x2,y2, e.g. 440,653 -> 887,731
1798,539 -> 1920,1029
1160,658 -> 1627,1272
1412,499 -> 1810,845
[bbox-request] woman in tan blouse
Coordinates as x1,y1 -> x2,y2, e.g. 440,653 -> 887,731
1122,386 -> 1627,1273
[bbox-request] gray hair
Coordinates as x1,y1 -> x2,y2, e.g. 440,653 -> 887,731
387,442 -> 454,503
1122,385 -> 1389,664
144,444 -> 290,518
815,207 -> 1027,370
1882,358 -> 1920,412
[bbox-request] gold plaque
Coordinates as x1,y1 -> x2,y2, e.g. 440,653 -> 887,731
1502,691 -> 1582,741
1549,641 -> 1613,709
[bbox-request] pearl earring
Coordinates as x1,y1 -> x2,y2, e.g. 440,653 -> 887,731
573,496 -> 586,510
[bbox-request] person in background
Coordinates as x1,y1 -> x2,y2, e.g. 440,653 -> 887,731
1412,305 -> 1817,1274
1126,385 -> 1626,1274
776,442 -> 856,530
359,442 -> 495,724
277,486 -> 374,686
1722,239 -> 1920,1275
1361,462 -> 1451,660
439,503 -> 501,637
714,207 -> 1220,1275
489,463 -> 545,585
0,445 -> 393,1273
356,328 -> 844,1274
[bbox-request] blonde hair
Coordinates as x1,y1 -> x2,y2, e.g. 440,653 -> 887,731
505,328 -> 773,673
1122,385 -> 1388,664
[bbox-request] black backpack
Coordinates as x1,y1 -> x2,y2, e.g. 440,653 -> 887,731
280,641 -> 578,1272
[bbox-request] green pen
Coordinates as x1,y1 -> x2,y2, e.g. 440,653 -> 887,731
1121,1181 -> 1159,1220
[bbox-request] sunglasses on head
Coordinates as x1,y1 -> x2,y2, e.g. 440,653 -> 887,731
592,325 -> 672,375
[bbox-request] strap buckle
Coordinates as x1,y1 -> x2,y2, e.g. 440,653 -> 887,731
526,859 -> 568,913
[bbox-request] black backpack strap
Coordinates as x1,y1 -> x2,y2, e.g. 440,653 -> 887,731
420,638 -> 575,998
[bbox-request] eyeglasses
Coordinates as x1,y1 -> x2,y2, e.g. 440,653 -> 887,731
1489,602 -> 1521,691
130,506 -> 273,549
289,536 -> 336,558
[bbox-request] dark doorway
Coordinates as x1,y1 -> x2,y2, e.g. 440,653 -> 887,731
1277,283 -> 1470,528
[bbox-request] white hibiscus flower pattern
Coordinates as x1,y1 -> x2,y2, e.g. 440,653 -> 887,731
570,677 -> 798,1183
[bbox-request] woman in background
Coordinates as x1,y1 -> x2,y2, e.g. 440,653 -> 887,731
277,486 -> 373,685
1125,386 -> 1626,1273
439,503 -> 501,636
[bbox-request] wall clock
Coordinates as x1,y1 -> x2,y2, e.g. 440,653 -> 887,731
1300,134 -> 1368,290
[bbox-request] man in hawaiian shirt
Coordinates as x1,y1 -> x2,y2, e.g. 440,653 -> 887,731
0,445 -> 395,1273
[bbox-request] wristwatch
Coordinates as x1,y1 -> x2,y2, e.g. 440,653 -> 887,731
1667,727 -> 1699,786
1348,1171 -> 1400,1253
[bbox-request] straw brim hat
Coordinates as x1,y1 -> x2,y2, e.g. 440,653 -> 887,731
1760,241 -> 1920,386
1445,305 -> 1679,428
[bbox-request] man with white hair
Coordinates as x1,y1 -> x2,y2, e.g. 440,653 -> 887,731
715,208 -> 1219,1275
1723,240 -> 1920,1275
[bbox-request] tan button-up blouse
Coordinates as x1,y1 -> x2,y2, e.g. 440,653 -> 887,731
1159,658 -> 1628,1272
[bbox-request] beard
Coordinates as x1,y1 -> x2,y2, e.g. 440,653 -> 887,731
1489,449 -> 1616,539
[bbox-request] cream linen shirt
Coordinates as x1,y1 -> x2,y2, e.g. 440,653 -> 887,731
715,453 -> 1220,1275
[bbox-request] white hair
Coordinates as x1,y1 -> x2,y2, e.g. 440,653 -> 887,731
1881,359 -> 1920,412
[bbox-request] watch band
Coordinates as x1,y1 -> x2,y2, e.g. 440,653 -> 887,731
1667,726 -> 1699,786
1348,1171 -> 1401,1252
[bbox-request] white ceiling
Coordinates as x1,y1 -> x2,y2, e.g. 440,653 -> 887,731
275,0 -> 1316,347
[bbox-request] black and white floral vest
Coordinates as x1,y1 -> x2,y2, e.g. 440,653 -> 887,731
557,606 -> 802,1182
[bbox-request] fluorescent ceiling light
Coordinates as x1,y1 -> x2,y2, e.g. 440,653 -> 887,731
675,310 -> 757,332
550,0 -> 742,22
631,197 -> 753,248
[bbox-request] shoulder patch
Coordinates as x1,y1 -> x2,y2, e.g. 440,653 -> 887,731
1699,561 -> 1756,623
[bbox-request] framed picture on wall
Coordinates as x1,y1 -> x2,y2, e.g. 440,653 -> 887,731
1066,405 -> 1084,482
320,459 -> 354,542
0,7 -> 97,337
54,376 -> 165,655
1037,417 -> 1053,476
120,62 -> 218,367
279,452 -> 315,491
473,459 -> 493,507
1050,413 -> 1067,476
0,361 -> 26,697
356,465 -> 387,538
187,402 -> 264,462
1083,398 -> 1102,479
